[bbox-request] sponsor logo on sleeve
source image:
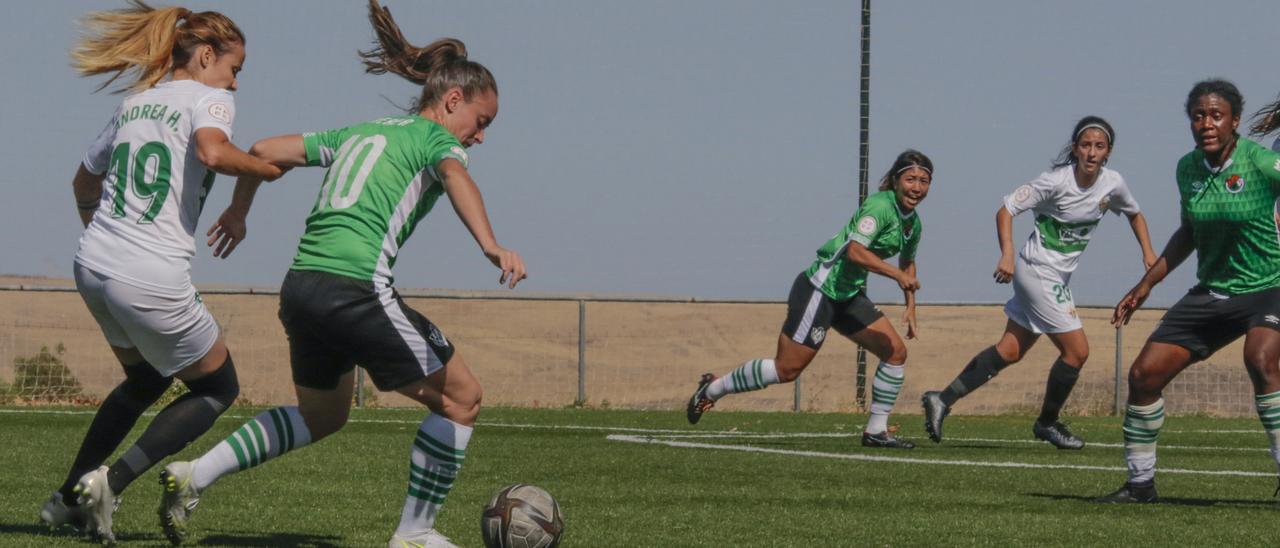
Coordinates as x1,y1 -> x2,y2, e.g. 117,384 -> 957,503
1273,159 -> 1280,172
1014,185 -> 1033,204
1225,174 -> 1245,193
450,144 -> 471,166
857,215 -> 878,236
207,102 -> 231,125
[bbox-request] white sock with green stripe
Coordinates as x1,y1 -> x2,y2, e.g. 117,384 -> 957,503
1122,399 -> 1165,483
395,414 -> 472,536
705,359 -> 779,401
190,407 -> 311,491
865,362 -> 904,434
1255,391 -> 1280,472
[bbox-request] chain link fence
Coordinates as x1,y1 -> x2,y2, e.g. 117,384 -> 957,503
0,284 -> 1258,417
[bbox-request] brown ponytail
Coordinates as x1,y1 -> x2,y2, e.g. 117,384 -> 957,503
360,0 -> 497,112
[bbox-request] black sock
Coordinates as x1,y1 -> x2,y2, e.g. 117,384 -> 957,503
1037,358 -> 1081,425
58,362 -> 171,504
106,354 -> 239,494
940,346 -> 1009,406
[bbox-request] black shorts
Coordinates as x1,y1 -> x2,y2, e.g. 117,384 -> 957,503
278,269 -> 456,391
1148,286 -> 1280,361
780,273 -> 884,350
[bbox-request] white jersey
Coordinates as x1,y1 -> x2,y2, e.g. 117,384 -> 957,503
75,80 -> 235,295
1003,165 -> 1139,274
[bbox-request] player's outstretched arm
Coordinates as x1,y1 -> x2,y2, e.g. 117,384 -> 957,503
993,206 -> 1016,283
845,242 -> 917,292
206,135 -> 307,258
72,164 -> 106,228
1112,219 -> 1194,326
194,128 -> 286,181
437,158 -> 527,288
1126,212 -> 1159,270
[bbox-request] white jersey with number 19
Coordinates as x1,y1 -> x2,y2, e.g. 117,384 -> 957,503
75,80 -> 235,296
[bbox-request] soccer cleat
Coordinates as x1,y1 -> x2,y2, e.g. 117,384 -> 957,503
686,373 -> 717,424
861,431 -> 916,450
389,529 -> 458,548
159,461 -> 201,546
1094,480 -> 1157,503
1032,421 -> 1085,450
74,465 -> 118,544
921,391 -> 950,443
39,491 -> 87,532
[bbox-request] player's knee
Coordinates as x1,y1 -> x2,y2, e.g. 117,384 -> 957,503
115,361 -> 173,410
1127,364 -> 1160,396
887,343 -> 908,365
184,354 -> 239,412
774,360 -> 805,383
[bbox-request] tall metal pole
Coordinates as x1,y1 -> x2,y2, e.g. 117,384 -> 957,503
854,0 -> 871,412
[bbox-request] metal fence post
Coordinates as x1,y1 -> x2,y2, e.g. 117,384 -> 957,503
793,376 -> 802,412
577,300 -> 586,406
1114,325 -> 1123,416
355,367 -> 365,408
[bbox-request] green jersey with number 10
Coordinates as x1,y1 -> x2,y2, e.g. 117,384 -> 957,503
292,116 -> 469,286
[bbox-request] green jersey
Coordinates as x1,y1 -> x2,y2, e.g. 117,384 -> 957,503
804,190 -> 922,300
292,116 -> 469,285
1176,138 -> 1280,294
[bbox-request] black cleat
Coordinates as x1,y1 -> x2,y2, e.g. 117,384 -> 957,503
861,431 -> 916,450
921,391 -> 950,443
1094,480 -> 1157,503
1033,421 -> 1085,450
686,373 -> 717,424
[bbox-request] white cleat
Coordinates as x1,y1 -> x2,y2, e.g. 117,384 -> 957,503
389,529 -> 459,548
39,491 -> 87,532
74,465 -> 118,544
159,461 -> 201,546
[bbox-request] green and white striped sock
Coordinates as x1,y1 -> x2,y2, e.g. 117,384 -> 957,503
396,415 -> 472,536
866,362 -> 904,434
705,359 -> 779,401
1255,391 -> 1280,473
190,407 -> 311,490
1122,399 -> 1165,484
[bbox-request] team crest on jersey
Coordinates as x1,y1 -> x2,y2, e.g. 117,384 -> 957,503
857,215 -> 878,236
810,326 -> 826,344
901,223 -> 913,239
1097,195 -> 1111,212
1225,174 -> 1245,193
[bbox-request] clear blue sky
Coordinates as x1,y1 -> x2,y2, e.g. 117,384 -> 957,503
3,0 -> 1279,306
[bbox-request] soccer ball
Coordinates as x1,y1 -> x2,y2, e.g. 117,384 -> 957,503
480,484 -> 564,548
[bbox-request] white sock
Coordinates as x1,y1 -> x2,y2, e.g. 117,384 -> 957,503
705,359 -> 779,401
865,362 -> 904,434
1122,400 -> 1164,484
395,415 -> 473,536
191,407 -> 311,491
1256,391 -> 1280,474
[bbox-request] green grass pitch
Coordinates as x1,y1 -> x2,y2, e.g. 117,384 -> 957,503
1,406 -> 1277,546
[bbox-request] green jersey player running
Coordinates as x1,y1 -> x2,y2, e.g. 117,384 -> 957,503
687,149 -> 932,450
921,116 -> 1156,449
1099,80 -> 1280,503
157,3 -> 525,547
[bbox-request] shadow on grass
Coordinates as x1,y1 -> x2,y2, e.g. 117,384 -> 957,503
0,522 -> 164,543
198,531 -> 345,547
1027,492 -> 1278,508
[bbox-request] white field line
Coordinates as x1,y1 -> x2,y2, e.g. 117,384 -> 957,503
607,435 -> 1276,478
0,408 -> 1270,453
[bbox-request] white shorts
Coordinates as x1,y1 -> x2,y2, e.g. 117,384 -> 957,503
74,262 -> 220,376
1003,258 -> 1081,334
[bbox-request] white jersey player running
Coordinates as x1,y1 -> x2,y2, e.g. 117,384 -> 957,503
922,116 -> 1157,449
43,4 -> 284,544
